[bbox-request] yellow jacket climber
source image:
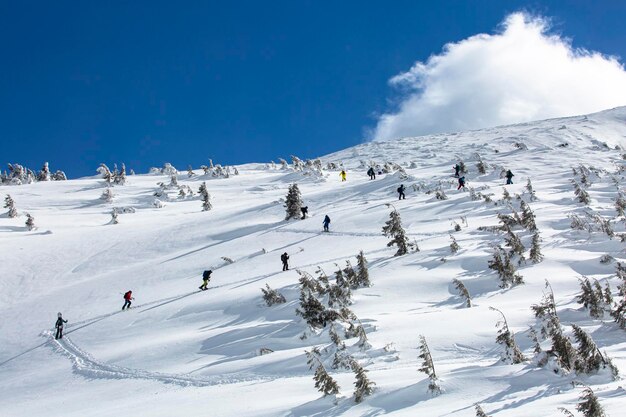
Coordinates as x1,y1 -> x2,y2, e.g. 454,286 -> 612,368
339,170 -> 347,181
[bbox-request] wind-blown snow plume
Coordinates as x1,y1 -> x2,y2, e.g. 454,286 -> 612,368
373,12 -> 626,140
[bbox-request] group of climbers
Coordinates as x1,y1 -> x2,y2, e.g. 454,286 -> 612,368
53,162 -> 516,338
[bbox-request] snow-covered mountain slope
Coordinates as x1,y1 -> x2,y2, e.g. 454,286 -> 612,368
1,107 -> 626,417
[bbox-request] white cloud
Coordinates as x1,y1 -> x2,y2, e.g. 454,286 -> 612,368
372,12 -> 626,140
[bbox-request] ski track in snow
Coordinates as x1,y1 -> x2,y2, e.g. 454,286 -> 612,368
50,332 -> 275,387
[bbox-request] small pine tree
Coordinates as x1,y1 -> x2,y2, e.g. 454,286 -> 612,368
38,162 -> 50,181
504,228 -> 525,257
284,184 -> 302,220
110,209 -> 119,225
571,324 -> 609,375
382,209 -> 412,256
351,360 -> 375,403
306,348 -> 340,396
574,181 -> 591,205
452,278 -> 472,308
4,194 -> 17,218
488,246 -> 524,288
526,179 -> 538,201
97,163 -> 113,183
458,161 -> 467,174
502,187 -> 512,201
113,163 -> 126,185
476,159 -> 487,175
198,182 -> 212,211
529,232 -> 543,263
354,251 -> 371,288
611,263 -> 626,328
261,284 -> 286,306
576,386 -> 606,417
475,405 -> 491,417
489,307 -> 525,364
25,213 -> 35,231
418,335 -> 442,395
615,192 -> 626,218
449,234 -> 459,254
520,201 -> 537,231
101,188 -> 113,202
576,277 -> 605,319
187,165 -> 195,177
296,277 -> 328,329
531,281 -> 577,372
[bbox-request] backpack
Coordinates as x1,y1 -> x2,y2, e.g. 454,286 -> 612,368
203,270 -> 212,280
124,291 -> 131,300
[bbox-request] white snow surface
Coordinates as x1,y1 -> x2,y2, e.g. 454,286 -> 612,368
2,107 -> 626,416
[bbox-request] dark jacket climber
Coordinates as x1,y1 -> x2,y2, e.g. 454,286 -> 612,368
505,170 -> 514,184
367,167 -> 375,180
397,184 -> 406,200
281,252 -> 289,271
323,215 -> 331,232
301,206 -> 308,219
454,164 -> 461,177
200,270 -> 212,290
457,176 -> 466,190
55,313 -> 68,339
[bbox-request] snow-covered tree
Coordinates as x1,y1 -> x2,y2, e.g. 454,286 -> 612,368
531,281 -> 577,372
382,209 -> 412,256
198,182 -> 212,211
109,209 -> 119,225
453,278 -> 472,308
97,163 -> 113,184
261,284 -> 286,306
612,262 -> 626,328
25,213 -> 35,231
575,386 -> 606,417
488,246 -> 524,288
351,360 -> 375,403
529,232 -> 543,263
114,163 -> 126,185
305,347 -> 340,396
476,159 -> 487,175
52,170 -> 67,181
37,162 -> 50,181
418,335 -> 442,395
450,234 -> 459,254
571,324 -> 617,378
354,251 -> 371,288
101,187 -> 114,202
526,179 -> 538,201
573,181 -> 590,205
284,183 -> 302,220
4,194 -> 17,218
576,277 -> 607,319
520,201 -> 537,232
475,405 -> 491,417
489,307 -> 525,364
187,165 -> 195,177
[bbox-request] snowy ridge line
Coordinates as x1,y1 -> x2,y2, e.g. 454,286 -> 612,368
49,332 -> 276,387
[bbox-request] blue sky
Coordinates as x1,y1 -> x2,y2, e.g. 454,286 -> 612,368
2,1 -> 626,178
